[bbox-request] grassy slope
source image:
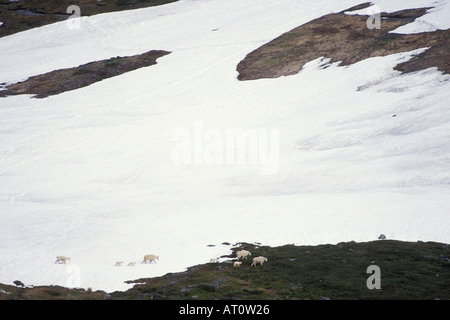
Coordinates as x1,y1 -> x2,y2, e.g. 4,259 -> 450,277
2,240 -> 448,300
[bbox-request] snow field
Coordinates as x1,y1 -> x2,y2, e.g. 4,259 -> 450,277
0,0 -> 449,292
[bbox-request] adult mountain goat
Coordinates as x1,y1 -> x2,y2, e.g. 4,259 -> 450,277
55,256 -> 71,264
142,254 -> 159,264
236,250 -> 251,260
251,256 -> 268,266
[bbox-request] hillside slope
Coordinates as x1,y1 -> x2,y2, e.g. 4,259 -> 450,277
237,5 -> 449,80
1,240 -> 449,300
0,0 -> 449,293
0,0 -> 178,38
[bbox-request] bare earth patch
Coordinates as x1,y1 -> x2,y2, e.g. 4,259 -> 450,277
236,3 -> 449,80
0,50 -> 170,98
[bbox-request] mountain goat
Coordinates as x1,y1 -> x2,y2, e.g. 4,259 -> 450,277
233,261 -> 242,267
251,256 -> 268,266
142,254 -> 159,264
236,250 -> 251,260
55,256 -> 71,264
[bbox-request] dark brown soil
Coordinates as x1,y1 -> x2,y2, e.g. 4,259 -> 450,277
0,50 -> 170,98
236,4 -> 449,80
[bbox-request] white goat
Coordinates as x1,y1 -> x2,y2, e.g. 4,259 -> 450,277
142,254 -> 159,264
115,261 -> 124,266
251,256 -> 268,266
236,250 -> 251,260
233,261 -> 242,267
209,257 -> 219,263
128,262 -> 136,267
55,256 -> 71,264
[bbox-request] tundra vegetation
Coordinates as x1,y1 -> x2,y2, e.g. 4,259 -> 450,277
236,4 -> 449,81
1,240 -> 449,300
0,50 -> 170,98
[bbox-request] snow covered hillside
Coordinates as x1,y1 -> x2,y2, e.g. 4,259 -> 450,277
0,0 -> 449,292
